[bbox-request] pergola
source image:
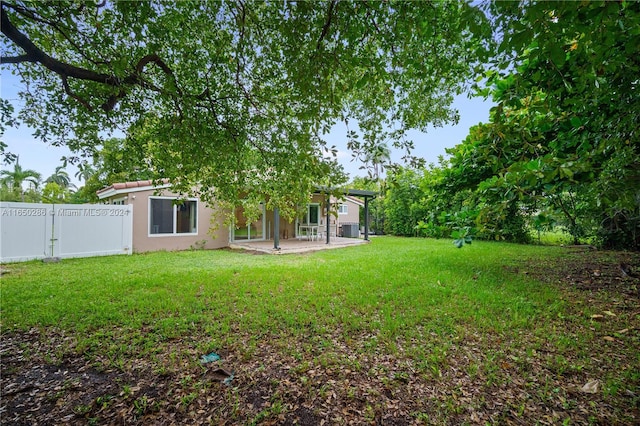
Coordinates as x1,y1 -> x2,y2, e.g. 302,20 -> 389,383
272,188 -> 377,250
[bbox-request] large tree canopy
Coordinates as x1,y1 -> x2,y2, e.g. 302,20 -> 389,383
484,1 -> 640,248
429,1 -> 640,248
0,0 -> 488,216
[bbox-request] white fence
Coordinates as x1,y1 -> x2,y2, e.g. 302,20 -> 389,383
1,202 -> 133,263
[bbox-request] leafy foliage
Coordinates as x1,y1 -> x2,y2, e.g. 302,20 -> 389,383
418,1 -> 640,249
478,1 -> 640,249
1,1 -> 490,218
45,166 -> 74,189
451,226 -> 472,249
70,137 -> 155,203
41,181 -> 71,203
383,167 -> 427,236
0,157 -> 41,201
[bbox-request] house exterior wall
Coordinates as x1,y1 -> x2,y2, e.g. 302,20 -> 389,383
105,188 -> 229,253
337,198 -> 361,225
303,195 -> 362,237
99,182 -> 369,252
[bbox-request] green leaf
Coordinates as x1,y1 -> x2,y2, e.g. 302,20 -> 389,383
511,29 -> 534,50
549,44 -> 566,66
355,76 -> 369,89
570,116 -> 582,127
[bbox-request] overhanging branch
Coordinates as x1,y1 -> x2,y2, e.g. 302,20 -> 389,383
1,3 -> 119,85
316,0 -> 338,51
1,2 -> 183,111
61,75 -> 93,111
0,54 -> 32,64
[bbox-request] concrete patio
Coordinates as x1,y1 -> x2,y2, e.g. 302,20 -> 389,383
229,237 -> 368,254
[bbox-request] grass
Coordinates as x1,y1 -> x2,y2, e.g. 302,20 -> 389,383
2,237 -> 562,338
1,237 -> 638,424
530,228 -> 574,245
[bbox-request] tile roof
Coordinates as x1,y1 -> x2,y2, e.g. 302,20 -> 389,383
96,179 -> 170,197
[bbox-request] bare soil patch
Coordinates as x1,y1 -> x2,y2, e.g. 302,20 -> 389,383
525,247 -> 640,298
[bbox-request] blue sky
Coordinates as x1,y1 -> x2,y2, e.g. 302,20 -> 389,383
1,69 -> 493,187
328,94 -> 494,177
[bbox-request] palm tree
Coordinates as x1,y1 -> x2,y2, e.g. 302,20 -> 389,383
365,141 -> 391,182
74,163 -> 96,183
364,141 -> 391,234
0,157 -> 42,201
46,166 -> 75,190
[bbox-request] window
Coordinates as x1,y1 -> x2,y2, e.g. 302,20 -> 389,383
338,203 -> 348,215
298,203 -> 320,226
308,203 -> 320,224
150,197 -> 197,235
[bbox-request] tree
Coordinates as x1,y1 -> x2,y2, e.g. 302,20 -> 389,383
412,161 -> 478,240
74,163 -> 95,183
41,181 -> 69,203
45,165 -> 74,190
1,1 -> 490,218
0,157 -> 41,201
363,140 -> 391,182
438,1 -> 640,248
357,140 -> 391,233
70,137 -> 155,203
487,1 -> 640,248
383,167 -> 428,237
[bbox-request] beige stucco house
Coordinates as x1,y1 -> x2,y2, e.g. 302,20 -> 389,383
96,180 -> 374,253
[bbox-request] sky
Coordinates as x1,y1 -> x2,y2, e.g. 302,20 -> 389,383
1,68 -> 494,188
328,94 -> 494,177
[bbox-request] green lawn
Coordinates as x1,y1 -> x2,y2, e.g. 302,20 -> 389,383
2,237 -> 638,425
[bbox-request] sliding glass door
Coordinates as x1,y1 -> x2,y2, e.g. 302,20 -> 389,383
232,203 -> 265,241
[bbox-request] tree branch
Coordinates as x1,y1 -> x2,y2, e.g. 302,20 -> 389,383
0,54 -> 32,64
4,1 -> 109,67
61,75 -> 93,111
2,2 -> 193,113
316,0 -> 338,52
134,54 -> 173,78
1,3 -> 119,85
101,90 -> 126,112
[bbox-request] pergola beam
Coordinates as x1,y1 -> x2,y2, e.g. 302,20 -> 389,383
312,186 -> 377,244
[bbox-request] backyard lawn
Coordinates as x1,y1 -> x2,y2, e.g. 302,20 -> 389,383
1,237 -> 639,425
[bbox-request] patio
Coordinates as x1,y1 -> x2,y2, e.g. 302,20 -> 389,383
229,237 -> 368,254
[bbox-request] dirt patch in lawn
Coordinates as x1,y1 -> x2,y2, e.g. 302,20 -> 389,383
2,249 -> 639,425
523,247 -> 640,298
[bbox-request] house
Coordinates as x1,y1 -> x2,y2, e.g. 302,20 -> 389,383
96,180 -> 375,253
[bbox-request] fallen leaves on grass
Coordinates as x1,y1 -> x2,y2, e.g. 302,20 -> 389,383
2,250 -> 639,425
581,380 -> 600,394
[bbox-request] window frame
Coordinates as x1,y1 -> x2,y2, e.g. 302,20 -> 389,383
338,203 -> 348,215
148,196 -> 198,237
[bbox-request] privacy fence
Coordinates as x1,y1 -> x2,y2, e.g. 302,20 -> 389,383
1,202 -> 133,263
